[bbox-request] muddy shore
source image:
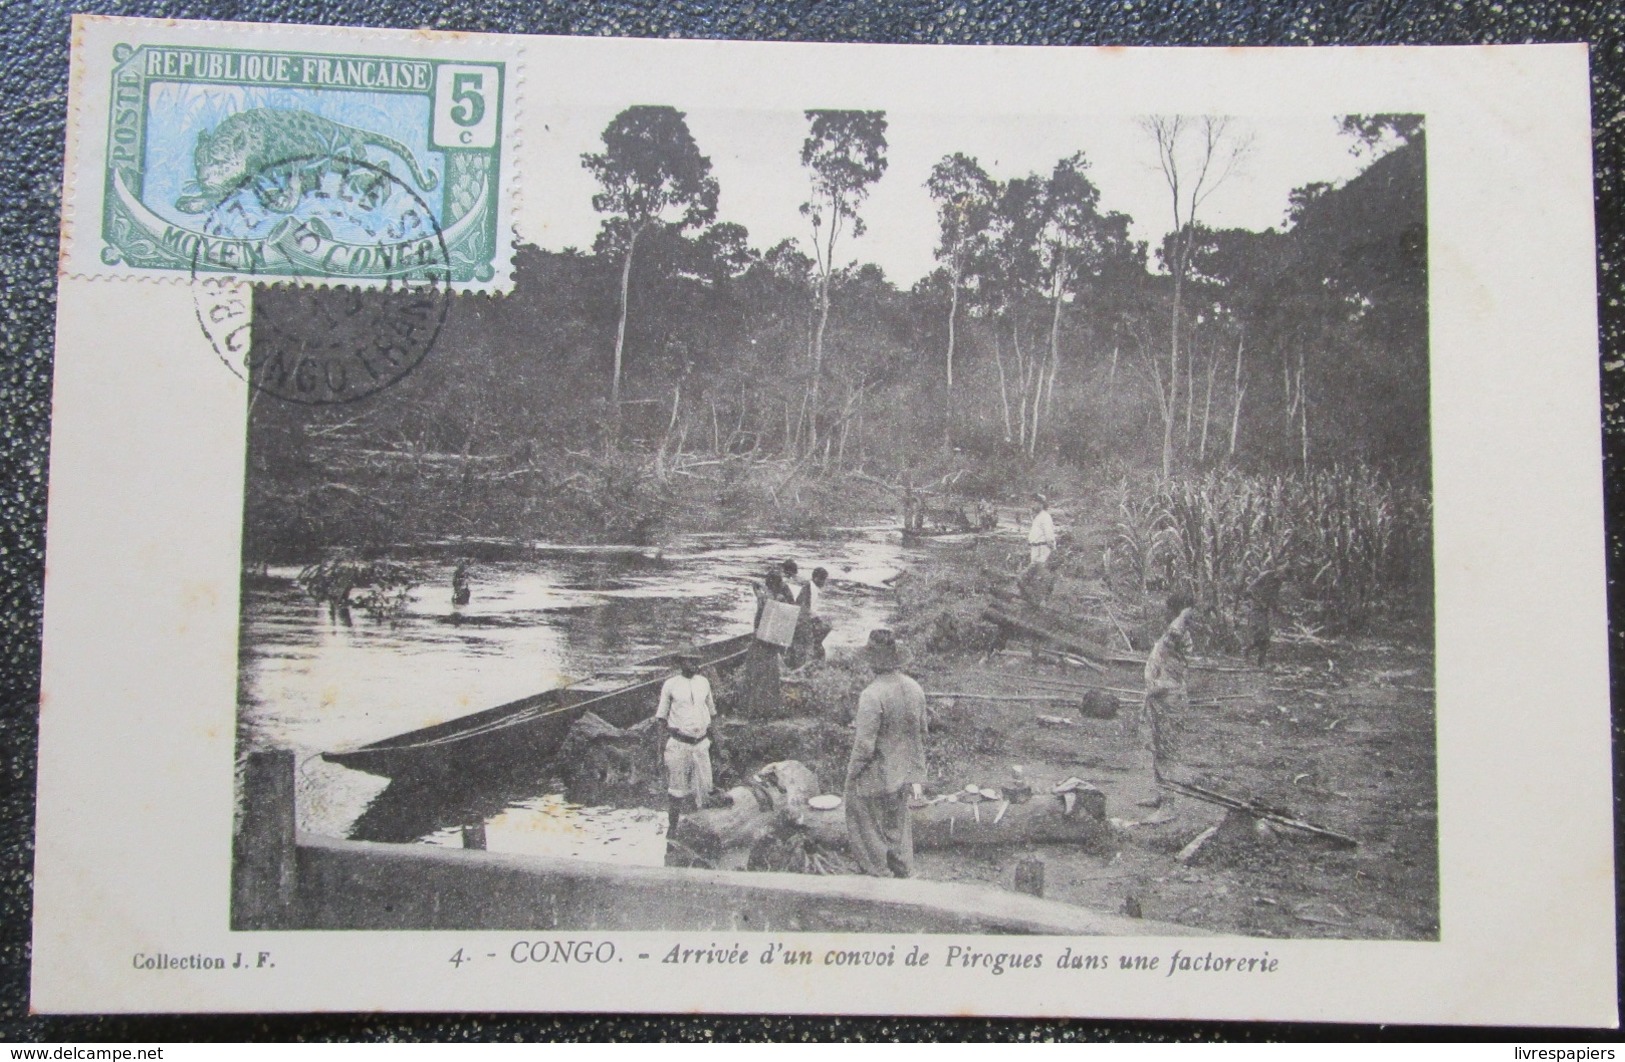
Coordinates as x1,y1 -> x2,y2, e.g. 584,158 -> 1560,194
654,525 -> 1439,941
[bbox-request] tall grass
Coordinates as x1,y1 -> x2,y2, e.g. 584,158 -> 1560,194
1106,466 -> 1431,639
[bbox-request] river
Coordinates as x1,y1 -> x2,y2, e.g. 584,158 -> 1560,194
238,528 -> 927,865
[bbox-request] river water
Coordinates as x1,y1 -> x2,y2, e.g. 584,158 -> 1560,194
238,528 -> 924,865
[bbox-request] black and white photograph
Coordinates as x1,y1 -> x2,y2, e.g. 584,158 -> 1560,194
233,103 -> 1434,939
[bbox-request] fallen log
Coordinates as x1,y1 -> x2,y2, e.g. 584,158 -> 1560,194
723,782 -> 1116,858
928,691 -> 1091,704
671,748 -> 1120,871
991,648 -> 1105,673
1016,676 -> 1144,703
982,606 -> 1142,668
933,688 -> 1119,720
668,760 -> 820,869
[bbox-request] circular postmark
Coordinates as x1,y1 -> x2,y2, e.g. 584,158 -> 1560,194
190,154 -> 452,405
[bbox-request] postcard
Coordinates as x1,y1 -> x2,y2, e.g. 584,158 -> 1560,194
34,17 -> 1616,1024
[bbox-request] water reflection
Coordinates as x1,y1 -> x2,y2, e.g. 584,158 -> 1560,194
239,530 -> 916,860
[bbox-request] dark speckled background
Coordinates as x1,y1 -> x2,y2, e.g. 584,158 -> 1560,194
1,0 -> 1619,1043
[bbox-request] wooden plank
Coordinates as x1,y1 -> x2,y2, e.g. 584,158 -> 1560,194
296,834 -> 1204,936
233,749 -> 298,930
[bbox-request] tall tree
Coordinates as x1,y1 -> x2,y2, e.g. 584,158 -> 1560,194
1143,115 -> 1250,474
976,157 -> 1132,457
1027,153 -> 1129,456
582,106 -> 719,406
926,153 -> 995,448
799,110 -> 888,457
980,174 -> 1043,450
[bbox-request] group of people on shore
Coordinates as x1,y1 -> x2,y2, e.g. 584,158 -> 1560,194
646,626 -> 929,883
654,554 -> 929,879
752,559 -> 832,670
651,494 -> 1292,880
652,624 -> 928,880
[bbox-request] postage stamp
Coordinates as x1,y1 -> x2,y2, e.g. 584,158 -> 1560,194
67,26 -> 516,292
34,17 -> 1617,1026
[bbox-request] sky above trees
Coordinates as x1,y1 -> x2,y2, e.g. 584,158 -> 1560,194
525,108 -> 1383,285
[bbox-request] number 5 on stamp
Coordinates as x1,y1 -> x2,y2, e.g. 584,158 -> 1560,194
434,65 -> 500,150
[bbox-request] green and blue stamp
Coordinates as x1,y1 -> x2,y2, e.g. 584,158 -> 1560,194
101,43 -> 508,287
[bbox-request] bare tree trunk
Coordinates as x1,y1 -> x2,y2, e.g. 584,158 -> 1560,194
1108,343 -> 1120,396
1038,349 -> 1060,457
610,226 -> 642,407
1013,319 -> 1029,450
793,390 -> 811,456
1044,351 -> 1059,421
1034,277 -> 1064,457
1297,346 -> 1310,471
1228,331 -> 1245,458
857,388 -> 866,467
1229,382 -> 1246,458
809,274 -> 831,455
1146,117 -> 1249,477
1131,321 -> 1172,461
655,384 -> 682,480
1284,347 -> 1294,418
1199,342 -> 1218,463
1186,327 -> 1198,447
945,276 -> 960,450
837,383 -> 851,466
1163,268 -> 1182,476
994,328 -> 1014,443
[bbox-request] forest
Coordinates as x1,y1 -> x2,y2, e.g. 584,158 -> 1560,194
243,109 -> 1429,599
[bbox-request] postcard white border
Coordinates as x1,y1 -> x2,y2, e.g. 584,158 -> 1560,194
34,19 -> 1617,1025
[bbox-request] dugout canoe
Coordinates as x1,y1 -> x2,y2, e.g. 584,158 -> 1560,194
322,632 -> 754,782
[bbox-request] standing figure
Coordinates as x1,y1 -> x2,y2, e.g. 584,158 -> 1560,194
654,652 -> 716,837
801,567 -> 832,663
844,629 -> 928,879
780,559 -> 805,668
1142,593 -> 1198,802
451,560 -> 471,607
1027,494 -> 1056,566
1018,494 -> 1059,605
741,570 -> 797,717
1244,565 -> 1287,667
754,569 -> 797,625
786,561 -> 830,669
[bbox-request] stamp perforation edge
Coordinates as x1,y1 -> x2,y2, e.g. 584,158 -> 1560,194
59,15 -> 521,297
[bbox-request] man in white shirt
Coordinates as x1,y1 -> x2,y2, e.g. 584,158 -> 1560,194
1027,494 -> 1056,565
654,652 -> 716,836
1019,495 -> 1059,605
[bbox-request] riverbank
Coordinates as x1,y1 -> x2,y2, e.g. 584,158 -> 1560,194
241,416 -> 1102,562
691,530 -> 1438,940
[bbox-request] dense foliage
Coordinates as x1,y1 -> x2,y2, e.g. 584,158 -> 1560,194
243,112 -> 1428,560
